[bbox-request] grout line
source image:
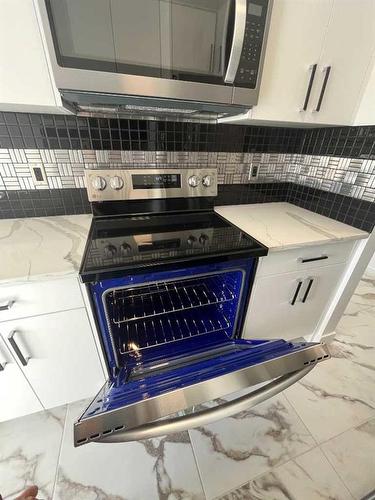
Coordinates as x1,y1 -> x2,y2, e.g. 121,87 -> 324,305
319,444 -> 356,500
51,404 -> 69,500
187,429 -> 208,500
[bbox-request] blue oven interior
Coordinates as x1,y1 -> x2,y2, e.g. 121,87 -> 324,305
91,257 -> 254,373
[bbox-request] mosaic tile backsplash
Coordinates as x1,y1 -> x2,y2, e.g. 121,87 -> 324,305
0,112 -> 374,232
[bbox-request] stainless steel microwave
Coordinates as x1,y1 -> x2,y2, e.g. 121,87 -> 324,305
35,0 -> 273,119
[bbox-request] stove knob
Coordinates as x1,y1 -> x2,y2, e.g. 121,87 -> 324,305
104,244 -> 117,258
187,235 -> 197,246
91,176 -> 106,191
120,242 -> 131,255
188,175 -> 200,188
110,176 -> 124,190
202,175 -> 212,187
199,233 -> 209,245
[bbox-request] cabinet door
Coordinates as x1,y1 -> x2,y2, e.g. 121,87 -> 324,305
243,263 -> 346,341
308,0 -> 375,125
251,0 -> 333,123
171,2 -> 217,74
0,0 -> 57,110
0,336 -> 42,422
0,309 -> 105,409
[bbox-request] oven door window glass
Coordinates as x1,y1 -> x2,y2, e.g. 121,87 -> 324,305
45,0 -> 232,82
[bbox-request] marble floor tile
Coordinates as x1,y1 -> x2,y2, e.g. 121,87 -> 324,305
217,446 -> 352,500
189,393 -> 315,500
322,417 -> 375,499
284,308 -> 375,443
0,405 -> 67,500
54,399 -> 205,500
345,276 -> 375,313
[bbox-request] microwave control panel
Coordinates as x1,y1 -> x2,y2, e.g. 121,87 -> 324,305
235,0 -> 270,89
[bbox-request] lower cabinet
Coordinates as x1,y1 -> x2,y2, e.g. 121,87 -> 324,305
0,308 -> 105,411
0,336 -> 42,422
244,262 -> 346,341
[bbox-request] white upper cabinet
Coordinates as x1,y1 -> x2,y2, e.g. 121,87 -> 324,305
251,0 -> 333,124
307,0 -> 375,125
244,0 -> 375,126
0,0 -> 61,113
354,54 -> 375,125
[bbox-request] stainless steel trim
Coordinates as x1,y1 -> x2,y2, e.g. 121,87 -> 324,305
74,342 -> 330,446
0,300 -> 14,312
85,168 -> 217,202
225,0 -> 247,84
95,366 -> 313,442
8,330 -> 30,366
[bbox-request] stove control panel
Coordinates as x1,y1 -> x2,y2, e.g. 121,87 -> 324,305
85,168 -> 217,202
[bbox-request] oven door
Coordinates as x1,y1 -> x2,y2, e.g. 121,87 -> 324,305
74,334 -> 330,446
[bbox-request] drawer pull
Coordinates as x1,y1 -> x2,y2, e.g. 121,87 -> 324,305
0,361 -> 6,371
8,330 -> 30,366
298,255 -> 328,264
290,280 -> 303,305
301,278 -> 314,303
0,300 -> 14,312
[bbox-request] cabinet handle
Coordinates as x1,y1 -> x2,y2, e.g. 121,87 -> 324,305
8,330 -> 30,366
301,64 -> 317,111
290,280 -> 303,305
0,300 -> 14,312
0,361 -> 6,371
301,278 -> 314,303
298,255 -> 328,264
314,66 -> 331,112
209,44 -> 214,72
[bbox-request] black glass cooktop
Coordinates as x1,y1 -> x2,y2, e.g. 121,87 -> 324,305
80,211 -> 268,282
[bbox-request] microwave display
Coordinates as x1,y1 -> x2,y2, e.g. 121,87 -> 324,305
249,4 -> 263,16
132,174 -> 181,190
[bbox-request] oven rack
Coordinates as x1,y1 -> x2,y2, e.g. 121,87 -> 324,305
108,276 -> 236,325
117,311 -> 231,354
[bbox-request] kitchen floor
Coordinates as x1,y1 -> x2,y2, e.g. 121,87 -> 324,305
1,274 -> 375,500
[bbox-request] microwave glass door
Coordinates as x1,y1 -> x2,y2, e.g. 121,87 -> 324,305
45,0 -> 233,83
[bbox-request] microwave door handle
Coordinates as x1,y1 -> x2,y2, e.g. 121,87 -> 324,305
224,0 -> 247,83
92,365 -> 313,443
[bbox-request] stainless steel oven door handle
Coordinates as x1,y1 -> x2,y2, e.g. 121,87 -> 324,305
93,365 -> 313,443
224,0 -> 247,83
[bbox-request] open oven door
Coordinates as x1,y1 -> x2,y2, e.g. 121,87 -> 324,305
74,333 -> 330,446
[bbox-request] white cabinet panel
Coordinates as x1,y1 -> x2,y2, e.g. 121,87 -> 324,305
0,336 -> 42,422
256,240 -> 355,277
251,0 -> 333,123
0,309 -> 105,409
0,278 -> 84,323
244,263 -> 346,341
354,57 -> 375,125
0,0 -> 57,110
308,0 -> 375,125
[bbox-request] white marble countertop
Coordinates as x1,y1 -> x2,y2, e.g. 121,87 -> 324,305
0,202 -> 369,284
0,214 -> 92,284
215,202 -> 368,251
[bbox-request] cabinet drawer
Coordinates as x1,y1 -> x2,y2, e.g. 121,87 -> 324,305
257,240 -> 355,277
0,278 -> 84,322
